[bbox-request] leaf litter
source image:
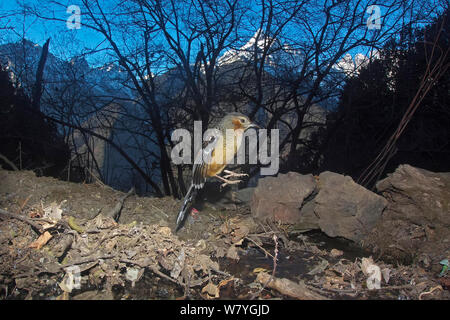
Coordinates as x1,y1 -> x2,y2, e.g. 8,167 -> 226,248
0,169 -> 448,300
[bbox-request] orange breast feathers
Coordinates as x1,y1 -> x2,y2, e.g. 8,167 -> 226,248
205,122 -> 245,177
205,161 -> 227,177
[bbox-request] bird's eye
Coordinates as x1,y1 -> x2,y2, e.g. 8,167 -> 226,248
240,118 -> 246,123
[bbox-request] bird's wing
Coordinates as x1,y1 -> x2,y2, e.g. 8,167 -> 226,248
177,135 -> 219,229
192,133 -> 219,189
177,133 -> 220,229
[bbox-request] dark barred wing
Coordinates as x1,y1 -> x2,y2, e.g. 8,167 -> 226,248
192,132 -> 218,189
176,132 -> 219,230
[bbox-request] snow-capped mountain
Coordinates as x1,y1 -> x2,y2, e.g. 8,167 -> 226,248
217,29 -> 303,73
334,52 -> 379,77
216,30 -> 375,90
217,29 -> 271,66
219,29 -> 382,83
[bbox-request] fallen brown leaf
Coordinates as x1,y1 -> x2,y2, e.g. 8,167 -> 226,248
202,282 -> 220,299
226,245 -> 240,261
29,231 -> 52,249
218,277 -> 235,289
28,208 -> 42,219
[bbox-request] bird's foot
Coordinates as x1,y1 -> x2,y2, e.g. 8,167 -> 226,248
214,174 -> 244,189
222,170 -> 249,179
220,179 -> 243,189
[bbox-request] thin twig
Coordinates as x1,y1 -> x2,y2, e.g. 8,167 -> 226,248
62,254 -> 116,269
419,285 -> 443,300
0,153 -> 19,171
17,195 -> 32,214
106,187 -> 135,222
358,17 -> 449,188
245,236 -> 275,259
150,203 -> 168,218
250,234 -> 279,300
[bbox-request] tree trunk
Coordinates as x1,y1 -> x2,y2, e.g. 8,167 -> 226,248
32,38 -> 50,112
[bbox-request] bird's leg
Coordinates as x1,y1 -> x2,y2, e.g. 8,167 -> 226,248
214,174 -> 243,189
222,169 -> 249,179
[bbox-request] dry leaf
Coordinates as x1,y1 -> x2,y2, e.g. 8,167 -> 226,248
218,278 -> 235,289
381,268 -> 391,284
194,254 -> 220,274
170,249 -> 185,279
232,225 -> 249,242
226,245 -> 240,261
232,238 -> 244,246
307,258 -> 329,276
330,249 -> 343,257
215,246 -> 227,258
56,291 -> 70,300
28,208 -> 42,219
43,201 -> 64,221
158,226 -> 171,237
42,222 -> 57,230
361,257 -> 382,290
29,231 -> 52,250
253,267 -> 269,274
202,282 -> 220,299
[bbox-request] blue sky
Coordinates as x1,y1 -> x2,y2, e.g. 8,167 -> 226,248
0,0 -> 444,69
1,1 -> 106,61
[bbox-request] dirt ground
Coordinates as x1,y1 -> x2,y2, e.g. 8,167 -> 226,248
0,169 -> 448,300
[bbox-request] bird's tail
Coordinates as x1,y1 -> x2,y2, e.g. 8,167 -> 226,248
176,184 -> 196,231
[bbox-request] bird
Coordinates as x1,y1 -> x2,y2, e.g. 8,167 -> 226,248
176,112 -> 259,231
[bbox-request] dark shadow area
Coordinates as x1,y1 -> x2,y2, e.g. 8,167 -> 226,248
0,65 -> 70,178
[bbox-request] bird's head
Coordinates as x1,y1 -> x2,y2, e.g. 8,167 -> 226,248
222,112 -> 260,131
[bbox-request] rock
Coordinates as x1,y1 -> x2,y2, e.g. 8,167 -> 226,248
202,185 -> 255,210
367,165 -> 450,264
251,172 -> 316,224
314,171 -> 387,242
251,171 -> 386,242
296,199 -> 319,231
376,164 -> 450,227
234,187 -> 256,204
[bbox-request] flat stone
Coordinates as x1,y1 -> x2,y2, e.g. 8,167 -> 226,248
251,172 -> 316,224
314,171 -> 387,242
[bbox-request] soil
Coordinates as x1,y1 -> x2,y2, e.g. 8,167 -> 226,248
0,169 -> 448,300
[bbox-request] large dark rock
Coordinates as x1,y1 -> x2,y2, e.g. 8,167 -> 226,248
368,165 -> 450,264
313,171 -> 387,242
376,164 -> 450,228
251,172 -> 316,224
202,184 -> 256,210
250,165 -> 449,264
251,171 -> 387,242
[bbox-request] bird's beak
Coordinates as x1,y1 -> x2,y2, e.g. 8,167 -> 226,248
247,122 -> 260,130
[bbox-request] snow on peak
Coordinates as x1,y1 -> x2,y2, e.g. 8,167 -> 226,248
334,52 -> 379,76
217,29 -> 273,66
